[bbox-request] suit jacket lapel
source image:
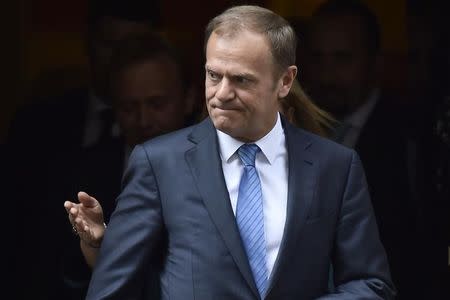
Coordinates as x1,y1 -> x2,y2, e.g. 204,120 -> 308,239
185,118 -> 260,298
266,119 -> 318,296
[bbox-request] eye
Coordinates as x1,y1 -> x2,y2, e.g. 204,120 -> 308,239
207,70 -> 220,82
235,76 -> 249,84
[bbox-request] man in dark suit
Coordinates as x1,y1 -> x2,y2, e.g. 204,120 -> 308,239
85,5 -> 395,299
406,1 -> 450,297
55,34 -> 196,300
10,2 -> 159,299
302,1 -> 422,298
8,0 -> 159,152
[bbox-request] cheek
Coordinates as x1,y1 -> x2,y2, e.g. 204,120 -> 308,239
117,112 -> 136,130
239,91 -> 264,111
156,105 -> 185,127
205,86 -> 215,101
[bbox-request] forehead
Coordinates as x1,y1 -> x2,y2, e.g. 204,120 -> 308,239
205,30 -> 274,74
309,14 -> 368,50
116,57 -> 182,96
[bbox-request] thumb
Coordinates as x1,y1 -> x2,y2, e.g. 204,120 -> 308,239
78,191 -> 99,208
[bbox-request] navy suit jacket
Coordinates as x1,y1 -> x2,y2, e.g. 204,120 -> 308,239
354,96 -> 419,299
86,117 -> 395,299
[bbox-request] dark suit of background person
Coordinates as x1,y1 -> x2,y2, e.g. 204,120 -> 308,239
54,34 -> 195,300
58,140 -> 165,300
53,137 -> 125,300
405,1 -> 450,296
55,140 -> 163,300
49,139 -> 162,300
8,2 -> 160,299
350,95 -> 418,297
428,20 -> 450,295
302,1 -> 420,298
0,144 -> 16,299
86,5 -> 394,300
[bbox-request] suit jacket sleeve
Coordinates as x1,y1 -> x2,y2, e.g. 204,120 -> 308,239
318,151 -> 396,299
86,144 -> 164,300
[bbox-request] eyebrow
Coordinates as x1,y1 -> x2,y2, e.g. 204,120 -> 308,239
205,65 -> 256,80
233,72 -> 256,80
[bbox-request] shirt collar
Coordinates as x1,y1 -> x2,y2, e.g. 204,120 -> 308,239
216,112 -> 284,165
89,92 -> 122,136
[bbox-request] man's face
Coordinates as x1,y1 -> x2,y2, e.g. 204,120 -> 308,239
205,30 -> 286,142
89,16 -> 152,98
114,57 -> 186,146
304,14 -> 377,117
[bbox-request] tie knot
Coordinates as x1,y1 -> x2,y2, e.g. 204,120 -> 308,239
238,144 -> 260,167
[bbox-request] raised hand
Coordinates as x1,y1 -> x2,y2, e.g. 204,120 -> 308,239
64,191 -> 106,248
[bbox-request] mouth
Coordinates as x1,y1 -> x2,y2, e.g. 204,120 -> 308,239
211,105 -> 240,112
212,108 -> 241,118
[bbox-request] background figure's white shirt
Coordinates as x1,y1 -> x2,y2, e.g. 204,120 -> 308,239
217,113 -> 288,279
83,93 -> 120,148
341,88 -> 379,148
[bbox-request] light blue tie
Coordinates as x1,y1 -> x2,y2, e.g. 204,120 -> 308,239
236,144 -> 268,298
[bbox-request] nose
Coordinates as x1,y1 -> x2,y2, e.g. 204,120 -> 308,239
215,78 -> 235,102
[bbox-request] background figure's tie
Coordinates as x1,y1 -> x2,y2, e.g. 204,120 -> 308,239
236,143 -> 268,298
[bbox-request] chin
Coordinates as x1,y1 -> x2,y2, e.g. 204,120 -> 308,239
212,117 -> 234,134
212,118 -> 230,131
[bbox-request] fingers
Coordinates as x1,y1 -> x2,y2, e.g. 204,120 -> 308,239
65,202 -> 81,227
65,198 -> 92,237
67,206 -> 78,224
78,191 -> 99,208
64,200 -> 75,213
73,216 -> 87,233
64,200 -> 85,217
71,209 -> 91,234
66,192 -> 103,242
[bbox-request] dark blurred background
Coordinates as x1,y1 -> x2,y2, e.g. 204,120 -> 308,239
2,0 -> 448,299
1,0 -> 413,140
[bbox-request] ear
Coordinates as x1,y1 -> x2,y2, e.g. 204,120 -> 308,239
278,66 -> 297,98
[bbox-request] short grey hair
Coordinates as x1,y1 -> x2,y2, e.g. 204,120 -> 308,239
205,5 -> 297,74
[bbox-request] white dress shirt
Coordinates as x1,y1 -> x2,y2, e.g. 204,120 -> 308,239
217,113 -> 288,279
